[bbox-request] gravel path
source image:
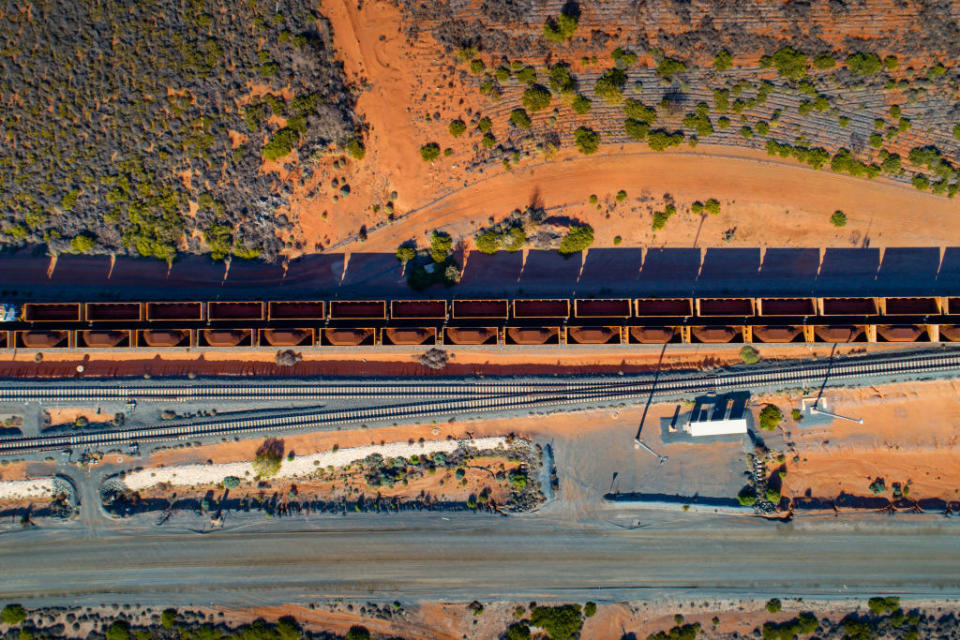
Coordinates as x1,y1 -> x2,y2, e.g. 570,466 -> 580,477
122,437 -> 513,490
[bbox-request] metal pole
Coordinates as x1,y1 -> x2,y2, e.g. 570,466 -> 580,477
810,404 -> 863,424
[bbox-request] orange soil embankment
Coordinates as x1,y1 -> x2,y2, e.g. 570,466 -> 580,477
344,144 -> 960,253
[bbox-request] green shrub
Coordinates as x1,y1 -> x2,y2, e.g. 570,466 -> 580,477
345,626 -> 370,640
953,124 -> 960,141
656,57 -> 686,79
477,117 -> 492,133
647,129 -> 684,151
429,231 -> 452,263
911,173 -> 930,191
713,87 -> 730,112
469,59 -> 485,74
106,621 -> 130,640
737,487 -> 756,506
691,201 -> 704,214
624,119 -> 650,141
70,234 -> 96,253
791,409 -> 803,421
506,622 -> 531,640
584,602 -> 597,617
395,245 -> 416,264
756,120 -> 770,135
1,605 -> 26,625
846,52 -> 882,75
831,210 -> 847,227
704,198 -> 720,214
558,224 -> 594,255
883,55 -> 899,70
543,6 -> 579,43
759,404 -> 783,431
771,46 -> 808,80
515,66 -> 537,85
345,137 -> 365,160
481,132 -> 496,148
717,116 -> 730,129
419,143 -> 441,162
160,609 -> 178,629
740,126 -> 753,139
713,49 -> 733,71
253,438 -> 283,478
623,99 -> 656,123
739,345 -> 759,364
548,63 -> 577,94
263,128 -> 299,161
522,85 -> 552,112
766,488 -> 781,503
838,115 -> 850,127
813,52 -> 836,69
573,127 -> 600,154
594,68 -> 627,104
529,605 -> 583,640
651,204 -> 676,230
766,599 -> 782,613
61,189 -> 80,211
616,190 -> 627,202
611,47 -> 638,68
510,109 -> 532,129
572,94 -> 592,114
475,231 -> 499,254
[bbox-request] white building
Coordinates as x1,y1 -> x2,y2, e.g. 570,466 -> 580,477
686,393 -> 749,437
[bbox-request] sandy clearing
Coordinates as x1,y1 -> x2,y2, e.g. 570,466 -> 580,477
46,408 -> 114,427
343,144 -> 960,253
123,437 -> 513,490
0,477 -> 56,501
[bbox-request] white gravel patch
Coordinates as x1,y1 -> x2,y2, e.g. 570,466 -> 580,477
0,477 -> 57,501
123,437 -> 515,491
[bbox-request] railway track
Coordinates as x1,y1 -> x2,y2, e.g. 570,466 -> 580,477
0,350 -> 958,456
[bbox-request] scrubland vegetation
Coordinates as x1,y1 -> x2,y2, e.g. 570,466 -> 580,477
0,0 -> 358,261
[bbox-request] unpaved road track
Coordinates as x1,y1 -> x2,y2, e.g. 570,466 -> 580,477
2,514 -> 959,605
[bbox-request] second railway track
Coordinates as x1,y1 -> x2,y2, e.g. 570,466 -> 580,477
1,349 -> 958,456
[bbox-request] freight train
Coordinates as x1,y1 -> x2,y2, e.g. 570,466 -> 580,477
0,295 -> 957,350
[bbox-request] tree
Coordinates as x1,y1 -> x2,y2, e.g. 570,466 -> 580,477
253,438 -> 284,478
70,234 -> 95,253
475,231 -> 499,254
739,345 -> 759,364
105,621 -> 130,640
529,605 -> 583,640
624,119 -> 649,141
429,231 -> 452,263
656,57 -> 686,79
713,49 -> 733,71
883,55 -> 899,70
647,129 -> 684,152
222,476 -> 240,490
573,127 -> 599,154
345,137 -> 365,160
542,4 -> 579,43
419,143 -> 440,162
830,210 -> 847,227
771,46 -> 807,80
558,224 -> 594,255
584,602 -> 597,617
522,85 -> 552,112
766,599 -> 782,614
572,94 -> 591,114
262,128 -> 299,160
396,244 -> 416,264
448,119 -> 466,137
846,52 -> 882,75
510,108 -> 532,129
623,99 -> 656,123
737,487 -> 756,506
813,52 -> 836,69
759,404 -> 783,431
506,623 -> 531,640
704,198 -> 720,215
593,68 -> 627,104
345,626 -> 370,640
1,605 -> 26,625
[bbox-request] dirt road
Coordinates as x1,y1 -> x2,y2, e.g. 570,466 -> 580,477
2,514 -> 960,605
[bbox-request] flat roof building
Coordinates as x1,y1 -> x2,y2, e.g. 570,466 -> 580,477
686,393 -> 749,437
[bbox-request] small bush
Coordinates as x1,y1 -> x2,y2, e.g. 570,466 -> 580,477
558,224 -> 594,255
615,190 -> 627,202
429,231 -> 452,263
263,128 -> 299,161
1,605 -> 26,625
813,52 -> 836,69
624,119 -> 650,141
395,245 -> 416,264
253,438 -> 284,478
713,49 -> 733,71
222,476 -> 240,490
522,85 -> 552,112
759,404 -> 783,431
160,609 -> 178,630
791,409 -> 803,421
737,487 -> 757,506
448,119 -> 467,137
739,345 -> 759,364
584,602 -> 597,617
420,143 -> 441,162
884,55 -> 899,70
623,99 -> 656,123
846,52 -> 882,75
573,127 -> 600,154
704,198 -> 720,214
345,626 -> 371,640
771,46 -> 808,80
594,68 -> 627,104
656,57 -> 686,79
477,117 -> 492,133
529,605 -> 583,640
830,210 -> 847,227
510,108 -> 532,129
766,598 -> 782,613
765,488 -> 781,503
345,137 -> 365,160
506,623 -> 531,640
572,94 -> 592,114
70,234 -> 96,253
469,59 -> 485,74
543,5 -> 579,43
106,621 -> 130,640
